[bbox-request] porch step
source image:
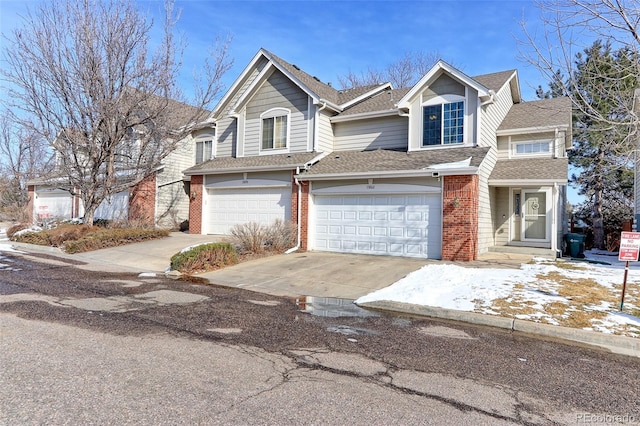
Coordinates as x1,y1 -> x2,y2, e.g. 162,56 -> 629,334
488,245 -> 558,258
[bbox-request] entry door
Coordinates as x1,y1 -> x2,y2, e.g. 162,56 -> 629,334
521,189 -> 550,241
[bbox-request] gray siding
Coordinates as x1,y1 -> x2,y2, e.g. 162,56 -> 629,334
477,148 -> 497,254
493,187 -> 510,246
156,181 -> 189,229
333,116 -> 408,151
316,110 -> 334,152
423,73 -> 465,101
244,70 -> 310,156
479,83 -> 513,149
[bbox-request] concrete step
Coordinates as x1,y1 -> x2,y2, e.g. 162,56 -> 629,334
488,245 -> 558,258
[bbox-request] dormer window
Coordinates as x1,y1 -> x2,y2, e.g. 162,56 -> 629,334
261,108 -> 290,152
422,99 -> 465,146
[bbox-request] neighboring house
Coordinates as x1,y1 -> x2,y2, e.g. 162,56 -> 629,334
182,48 -> 571,261
27,100 -> 204,229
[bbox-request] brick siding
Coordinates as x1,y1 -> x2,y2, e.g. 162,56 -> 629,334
129,174 -> 157,226
188,175 -> 203,234
442,175 -> 479,261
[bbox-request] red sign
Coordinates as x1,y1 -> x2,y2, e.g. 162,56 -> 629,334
619,232 -> 640,261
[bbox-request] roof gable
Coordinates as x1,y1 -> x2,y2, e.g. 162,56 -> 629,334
397,60 -> 492,109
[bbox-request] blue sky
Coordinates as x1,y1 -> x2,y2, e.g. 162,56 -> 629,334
1,0 -> 581,202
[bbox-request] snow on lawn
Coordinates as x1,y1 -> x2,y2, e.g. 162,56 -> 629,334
356,251 -> 640,337
0,244 -> 24,271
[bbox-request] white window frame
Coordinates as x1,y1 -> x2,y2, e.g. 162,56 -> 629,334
260,107 -> 290,154
511,139 -> 552,158
195,134 -> 215,165
420,94 -> 466,148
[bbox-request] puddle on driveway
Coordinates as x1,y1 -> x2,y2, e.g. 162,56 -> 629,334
296,296 -> 379,318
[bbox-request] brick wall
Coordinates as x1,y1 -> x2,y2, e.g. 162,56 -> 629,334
27,185 -> 35,224
129,174 -> 157,226
290,175 -> 309,251
188,175 -> 203,234
442,175 -> 479,261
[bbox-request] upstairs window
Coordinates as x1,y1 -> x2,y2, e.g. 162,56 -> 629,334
195,139 -> 213,164
261,108 -> 289,151
513,140 -> 551,157
423,101 -> 464,146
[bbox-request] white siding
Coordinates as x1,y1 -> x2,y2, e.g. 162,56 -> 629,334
244,70 -> 309,156
479,84 -> 513,149
156,181 -> 189,229
333,116 -> 408,151
493,187 -> 510,246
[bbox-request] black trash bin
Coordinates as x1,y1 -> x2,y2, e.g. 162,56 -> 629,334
565,233 -> 585,258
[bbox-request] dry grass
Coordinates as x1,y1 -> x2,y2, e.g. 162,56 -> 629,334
560,310 -> 608,329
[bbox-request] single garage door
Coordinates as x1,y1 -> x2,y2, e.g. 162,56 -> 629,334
314,193 -> 441,258
207,187 -> 291,234
35,191 -> 73,221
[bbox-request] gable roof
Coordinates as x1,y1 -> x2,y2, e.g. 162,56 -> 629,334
334,88 -> 411,120
397,60 -> 492,109
472,69 -> 521,104
497,97 -> 571,134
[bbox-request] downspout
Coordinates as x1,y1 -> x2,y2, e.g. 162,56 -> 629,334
285,166 -> 303,254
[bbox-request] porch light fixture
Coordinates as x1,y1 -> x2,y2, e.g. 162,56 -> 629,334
190,191 -> 197,200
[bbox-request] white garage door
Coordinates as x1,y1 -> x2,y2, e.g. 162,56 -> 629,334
94,190 -> 129,221
314,193 -> 441,258
207,187 -> 291,234
36,191 -> 73,221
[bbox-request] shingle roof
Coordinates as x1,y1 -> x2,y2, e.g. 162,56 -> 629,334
489,158 -> 568,182
337,88 -> 411,117
184,152 -> 319,175
498,97 -> 571,131
472,70 -> 515,93
302,147 -> 489,176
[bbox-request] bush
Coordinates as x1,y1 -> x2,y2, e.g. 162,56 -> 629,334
170,242 -> 238,274
11,223 -> 169,253
7,223 -> 29,239
62,228 -> 169,253
230,220 -> 297,254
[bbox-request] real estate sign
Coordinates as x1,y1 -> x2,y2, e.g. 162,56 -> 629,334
619,231 -> 640,261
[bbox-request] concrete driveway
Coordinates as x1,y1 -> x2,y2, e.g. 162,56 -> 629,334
200,251 -> 428,299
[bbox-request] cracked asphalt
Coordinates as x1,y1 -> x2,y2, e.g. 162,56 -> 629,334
1,251 -> 639,425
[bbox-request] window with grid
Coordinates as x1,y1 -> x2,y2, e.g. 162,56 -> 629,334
262,115 -> 288,150
513,141 -> 550,156
422,101 -> 464,146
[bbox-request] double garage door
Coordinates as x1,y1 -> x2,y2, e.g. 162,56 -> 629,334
314,193 -> 442,259
206,187 -> 291,235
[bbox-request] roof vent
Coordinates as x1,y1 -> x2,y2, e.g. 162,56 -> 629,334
293,64 -> 300,70
313,76 -> 321,82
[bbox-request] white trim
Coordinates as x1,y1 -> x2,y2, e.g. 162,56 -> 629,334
521,188 -> 552,242
185,164 -> 301,176
339,83 -> 392,109
496,124 -> 569,136
489,179 -> 567,186
311,183 -> 441,195
259,107 -> 291,154
397,60 -> 491,109
417,95 -> 467,149
296,167 -> 479,181
509,139 -> 553,159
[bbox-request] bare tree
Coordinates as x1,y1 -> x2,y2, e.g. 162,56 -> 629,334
337,51 -> 441,89
519,0 -> 640,249
519,0 -> 640,150
0,110 -> 51,221
1,0 -> 233,225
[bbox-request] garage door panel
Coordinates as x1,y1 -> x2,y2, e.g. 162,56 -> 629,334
207,187 -> 291,235
314,193 -> 441,259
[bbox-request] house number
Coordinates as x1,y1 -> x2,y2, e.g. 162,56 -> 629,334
242,180 -> 249,184
367,185 -> 375,190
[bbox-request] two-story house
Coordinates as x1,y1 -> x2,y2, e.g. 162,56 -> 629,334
184,48 -> 571,261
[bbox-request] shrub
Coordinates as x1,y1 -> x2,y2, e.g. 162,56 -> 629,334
62,228 -> 169,253
170,242 -> 238,274
265,219 -> 297,252
230,222 -> 267,253
7,223 -> 29,239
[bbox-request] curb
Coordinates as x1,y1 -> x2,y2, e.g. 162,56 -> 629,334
357,300 -> 640,359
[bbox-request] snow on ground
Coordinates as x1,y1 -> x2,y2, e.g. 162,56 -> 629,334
357,251 -> 640,337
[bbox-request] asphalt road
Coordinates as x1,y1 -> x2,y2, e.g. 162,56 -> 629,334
1,250 -> 639,425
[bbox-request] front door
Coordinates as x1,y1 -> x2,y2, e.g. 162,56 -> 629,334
521,189 -> 550,242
